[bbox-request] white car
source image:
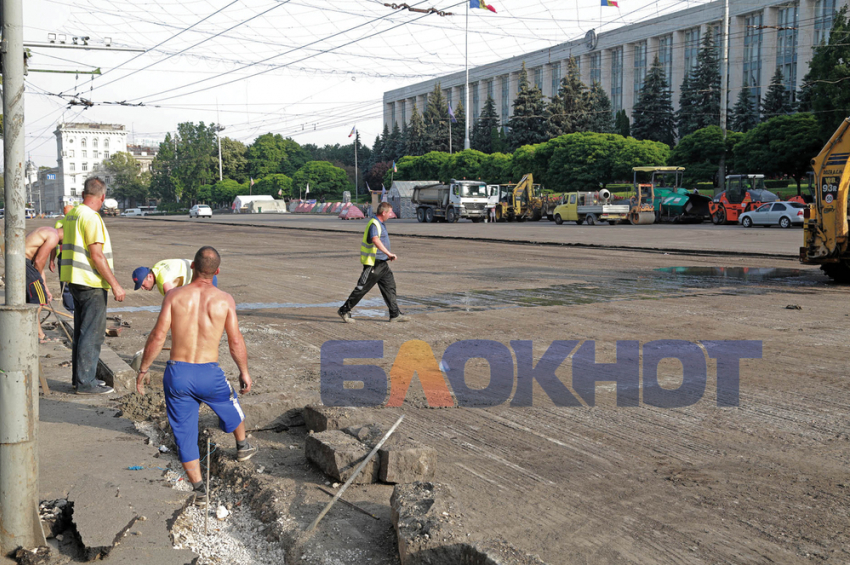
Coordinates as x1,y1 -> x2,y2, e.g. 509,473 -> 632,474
739,201 -> 805,228
189,205 -> 213,218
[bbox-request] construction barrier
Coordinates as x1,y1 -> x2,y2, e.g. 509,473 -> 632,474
339,204 -> 365,220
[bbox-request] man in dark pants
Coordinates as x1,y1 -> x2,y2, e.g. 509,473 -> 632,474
60,177 -> 126,394
338,202 -> 409,323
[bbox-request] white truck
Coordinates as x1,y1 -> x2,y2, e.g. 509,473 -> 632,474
101,198 -> 119,216
412,180 -> 491,223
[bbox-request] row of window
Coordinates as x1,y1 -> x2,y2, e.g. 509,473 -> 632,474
66,137 -> 111,149
66,162 -> 104,172
63,150 -> 109,159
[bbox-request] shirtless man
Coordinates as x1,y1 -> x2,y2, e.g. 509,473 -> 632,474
24,226 -> 62,341
136,246 -> 256,505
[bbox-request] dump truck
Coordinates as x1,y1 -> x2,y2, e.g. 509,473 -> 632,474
493,174 -> 543,221
800,118 -> 850,282
709,174 -> 779,224
631,166 -> 712,223
412,179 -> 490,223
101,198 -> 119,216
552,189 -> 629,225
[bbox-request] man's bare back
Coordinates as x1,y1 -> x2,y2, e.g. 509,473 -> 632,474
25,227 -> 61,271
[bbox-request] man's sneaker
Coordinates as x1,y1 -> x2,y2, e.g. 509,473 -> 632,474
76,384 -> 114,395
389,314 -> 410,323
237,443 -> 258,462
338,311 -> 355,324
72,379 -> 106,390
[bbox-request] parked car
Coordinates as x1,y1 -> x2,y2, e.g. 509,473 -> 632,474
189,204 -> 213,218
739,201 -> 805,228
121,208 -> 144,217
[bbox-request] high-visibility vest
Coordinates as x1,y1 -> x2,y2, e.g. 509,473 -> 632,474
152,259 -> 192,295
59,204 -> 114,289
360,218 -> 381,266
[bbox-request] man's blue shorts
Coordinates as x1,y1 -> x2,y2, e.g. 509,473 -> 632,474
163,360 -> 245,463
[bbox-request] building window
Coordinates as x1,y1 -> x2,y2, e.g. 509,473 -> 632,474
814,0 -> 836,45
633,41 -> 647,98
446,89 -> 453,109
777,3 -> 798,103
459,85 -> 465,108
611,47 -> 623,112
93,164 -> 99,171
93,138 -> 98,148
82,163 -> 88,172
551,62 -> 562,94
104,138 -> 109,149
69,163 -> 75,172
533,67 -> 543,91
684,27 -> 701,78
744,12 -> 764,103
81,138 -> 87,147
82,150 -> 87,158
472,82 -> 480,122
486,79 -> 494,101
590,52 -> 601,84
68,150 -> 75,158
657,35 -> 673,90
93,150 -> 99,159
104,151 -> 110,159
400,100 -> 406,125
501,75 -> 509,122
389,101 -> 395,127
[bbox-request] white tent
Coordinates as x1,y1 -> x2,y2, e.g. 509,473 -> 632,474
389,181 -> 437,219
232,195 -> 275,213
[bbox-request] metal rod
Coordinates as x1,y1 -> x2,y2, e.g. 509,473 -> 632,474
205,437 -> 210,536
717,0 -> 730,194
28,68 -> 102,75
307,415 -> 404,533
316,486 -> 380,520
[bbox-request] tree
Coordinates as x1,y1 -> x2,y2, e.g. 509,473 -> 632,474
254,174 -> 292,199
615,110 -> 630,137
586,82 -> 615,133
678,32 -> 721,138
761,67 -> 795,119
547,57 -> 588,138
389,122 -> 404,162
247,133 -> 310,179
450,101 -> 466,153
478,152 -> 513,184
731,80 -> 760,133
472,95 -> 500,153
366,161 -> 392,190
440,149 -> 487,183
169,122 -> 218,202
423,83 -> 450,153
733,113 -> 824,194
799,7 -> 850,140
631,55 -> 676,146
507,62 -> 549,150
102,151 -> 149,207
290,161 -> 350,199
149,133 -> 181,201
670,126 -> 743,187
220,137 -> 248,183
211,179 -> 242,206
405,105 -> 426,157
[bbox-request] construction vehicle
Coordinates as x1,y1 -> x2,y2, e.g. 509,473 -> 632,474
631,166 -> 712,223
708,174 -> 779,225
493,174 -> 543,222
789,172 -> 816,205
553,189 -> 629,225
542,193 -> 566,221
412,179 -> 490,223
628,181 -> 657,225
101,198 -> 119,217
800,118 -> 850,282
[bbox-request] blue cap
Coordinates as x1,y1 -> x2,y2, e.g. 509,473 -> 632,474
132,267 -> 150,290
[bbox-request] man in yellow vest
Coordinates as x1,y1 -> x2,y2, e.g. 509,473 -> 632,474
338,202 -> 409,323
60,177 -> 126,394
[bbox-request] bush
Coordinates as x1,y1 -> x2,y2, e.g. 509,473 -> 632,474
157,202 -> 188,213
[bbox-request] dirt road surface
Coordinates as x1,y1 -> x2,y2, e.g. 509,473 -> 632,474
18,216 -> 850,564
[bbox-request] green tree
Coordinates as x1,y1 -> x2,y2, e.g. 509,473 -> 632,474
547,57 -> 588,137
761,67 -> 795,119
423,83 -> 450,153
799,7 -> 850,140
450,101 -> 466,153
254,174 -> 292,199
586,82 -> 615,133
472,95 -> 500,153
405,105 -> 426,157
149,133 -> 181,201
290,161 -> 350,199
507,62 -> 549,150
220,137 -> 248,183
247,133 -> 310,179
731,80 -> 760,133
615,109 -> 631,137
478,152 -> 513,184
733,113 -> 824,194
172,122 -> 218,202
389,122 -> 404,162
379,125 -> 390,161
678,32 -> 721,138
102,151 -> 149,207
492,126 -> 509,153
669,126 -> 742,187
211,179 -> 243,206
440,149 -> 487,183
367,161 -> 392,189
631,55 -> 676,146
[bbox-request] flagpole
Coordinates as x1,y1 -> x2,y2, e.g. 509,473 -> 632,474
354,128 -> 359,201
464,0 -> 470,150
449,118 -> 453,154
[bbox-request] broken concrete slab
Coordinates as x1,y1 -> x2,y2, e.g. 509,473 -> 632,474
68,475 -> 138,561
342,423 -> 385,447
305,430 -> 379,483
379,441 -> 438,484
241,392 -> 303,431
60,320 -> 134,394
303,405 -> 357,432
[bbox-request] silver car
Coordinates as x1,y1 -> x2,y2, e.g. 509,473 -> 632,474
739,201 -> 805,228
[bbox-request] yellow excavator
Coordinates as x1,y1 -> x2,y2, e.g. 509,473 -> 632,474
801,118 -> 850,281
494,174 -> 543,222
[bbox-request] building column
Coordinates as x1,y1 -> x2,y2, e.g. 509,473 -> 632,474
797,0 -> 816,92
580,53 -> 592,86
728,15 -> 746,106
671,31 -> 685,111
623,43 -> 636,117
762,7 -> 780,81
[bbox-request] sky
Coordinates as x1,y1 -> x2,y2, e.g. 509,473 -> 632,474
22,0 -> 711,168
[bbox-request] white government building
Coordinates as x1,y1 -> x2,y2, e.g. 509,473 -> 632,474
383,0 -> 846,131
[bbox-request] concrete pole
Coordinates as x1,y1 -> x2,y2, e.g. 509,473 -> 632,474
463,1 -> 470,150
718,0 -> 730,193
0,0 -> 46,552
217,128 -> 224,182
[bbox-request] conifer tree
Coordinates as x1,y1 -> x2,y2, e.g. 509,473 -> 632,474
631,55 -> 676,146
730,80 -> 760,132
472,95 -> 500,153
547,57 -> 588,137
405,104 -> 426,156
423,83 -> 450,153
450,101 -> 466,152
379,124 -> 390,161
761,67 -> 794,119
585,82 -> 615,133
507,63 -> 550,150
615,109 -> 631,137
390,122 -> 404,161
677,32 -> 721,138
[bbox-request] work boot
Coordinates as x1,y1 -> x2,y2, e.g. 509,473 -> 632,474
237,442 -> 258,462
389,313 -> 410,323
76,384 -> 114,395
338,310 -> 355,324
191,484 -> 208,508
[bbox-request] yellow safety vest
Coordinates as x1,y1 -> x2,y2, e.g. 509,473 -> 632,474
360,218 -> 381,266
152,259 -> 192,295
59,204 -> 114,289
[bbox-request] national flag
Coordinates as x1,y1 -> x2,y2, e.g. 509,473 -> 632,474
306,183 -> 310,194
448,103 -> 457,123
392,161 -> 397,173
601,0 -> 618,6
348,126 -> 356,138
470,0 -> 496,13
250,177 -> 255,186
278,189 -> 282,196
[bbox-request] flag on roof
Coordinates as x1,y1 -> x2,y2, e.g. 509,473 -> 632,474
601,0 -> 618,6
470,0 -> 496,13
348,126 -> 356,138
448,103 -> 457,123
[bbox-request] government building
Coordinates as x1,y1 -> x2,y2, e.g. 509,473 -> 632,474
383,0 -> 846,131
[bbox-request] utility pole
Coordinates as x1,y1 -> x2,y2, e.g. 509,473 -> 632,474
718,0 -> 730,194
216,126 -> 224,182
0,0 -> 47,553
464,1 -> 470,150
